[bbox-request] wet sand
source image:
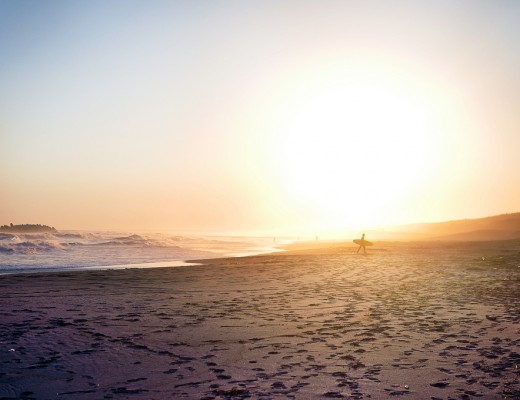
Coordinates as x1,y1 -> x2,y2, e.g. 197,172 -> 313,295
1,241 -> 519,399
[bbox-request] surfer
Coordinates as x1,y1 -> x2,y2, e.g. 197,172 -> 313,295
356,233 -> 367,255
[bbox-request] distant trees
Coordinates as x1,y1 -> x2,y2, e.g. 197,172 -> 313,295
0,223 -> 57,233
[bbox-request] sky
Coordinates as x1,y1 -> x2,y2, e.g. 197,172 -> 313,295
1,0 -> 520,235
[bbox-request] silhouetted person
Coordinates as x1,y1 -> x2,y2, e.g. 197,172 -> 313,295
356,233 -> 367,255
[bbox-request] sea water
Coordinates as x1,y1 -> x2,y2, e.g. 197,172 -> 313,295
0,231 -> 285,274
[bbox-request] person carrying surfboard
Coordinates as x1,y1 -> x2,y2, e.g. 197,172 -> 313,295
356,233 -> 367,255
353,234 -> 373,254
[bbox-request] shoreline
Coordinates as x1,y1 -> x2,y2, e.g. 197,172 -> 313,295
0,245 -> 284,277
3,237 -> 520,276
0,260 -> 203,277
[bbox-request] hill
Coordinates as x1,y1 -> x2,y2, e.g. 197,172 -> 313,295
399,213 -> 520,241
381,213 -> 520,241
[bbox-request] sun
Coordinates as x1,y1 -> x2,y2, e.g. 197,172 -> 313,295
271,81 -> 438,229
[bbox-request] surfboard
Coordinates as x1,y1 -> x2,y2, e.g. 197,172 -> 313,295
353,239 -> 373,246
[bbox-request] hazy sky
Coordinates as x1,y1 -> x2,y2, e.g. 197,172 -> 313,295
2,0 -> 520,235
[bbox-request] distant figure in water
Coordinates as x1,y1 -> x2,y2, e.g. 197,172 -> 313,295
356,233 -> 367,255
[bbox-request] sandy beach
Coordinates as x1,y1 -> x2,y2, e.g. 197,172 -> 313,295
1,241 -> 519,399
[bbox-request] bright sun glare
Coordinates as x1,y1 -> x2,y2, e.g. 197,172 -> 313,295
273,80 -> 438,229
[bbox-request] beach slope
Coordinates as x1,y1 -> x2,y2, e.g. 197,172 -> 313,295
1,241 -> 519,399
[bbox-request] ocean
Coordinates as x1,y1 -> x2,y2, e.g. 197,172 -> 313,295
0,231 -> 285,274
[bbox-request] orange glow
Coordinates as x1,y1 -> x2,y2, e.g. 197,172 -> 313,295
2,2 -> 520,234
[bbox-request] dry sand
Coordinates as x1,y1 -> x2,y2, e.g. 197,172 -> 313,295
1,241 -> 519,399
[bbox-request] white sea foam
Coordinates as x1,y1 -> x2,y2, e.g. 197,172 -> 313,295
0,231 -> 285,274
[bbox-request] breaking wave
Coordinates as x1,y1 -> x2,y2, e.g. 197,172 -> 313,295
0,230 -> 283,273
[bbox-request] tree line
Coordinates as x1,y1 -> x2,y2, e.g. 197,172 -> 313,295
0,223 -> 57,233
